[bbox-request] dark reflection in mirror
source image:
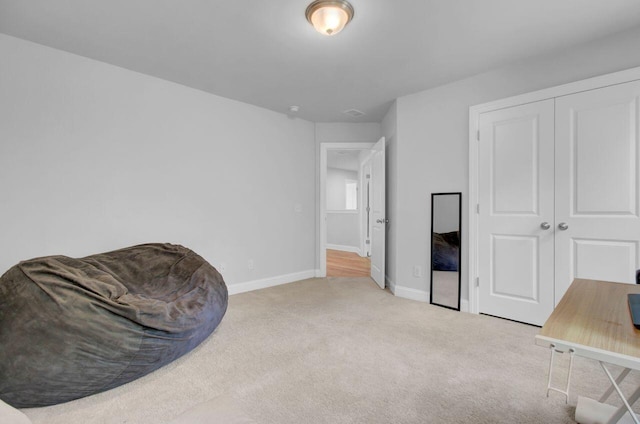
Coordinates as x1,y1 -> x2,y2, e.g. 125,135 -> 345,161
430,192 -> 462,310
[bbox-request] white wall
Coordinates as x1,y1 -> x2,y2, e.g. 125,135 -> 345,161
389,25 -> 640,301
326,213 -> 360,251
315,123 -> 382,144
326,167 -> 360,250
326,168 -> 358,210
0,34 -> 316,289
326,150 -> 360,171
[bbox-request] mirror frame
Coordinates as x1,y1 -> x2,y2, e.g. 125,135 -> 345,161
429,192 -> 462,311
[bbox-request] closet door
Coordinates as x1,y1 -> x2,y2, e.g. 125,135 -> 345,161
478,100 -> 555,326
554,80 -> 640,300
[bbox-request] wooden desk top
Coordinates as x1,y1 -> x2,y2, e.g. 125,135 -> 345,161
538,279 -> 640,359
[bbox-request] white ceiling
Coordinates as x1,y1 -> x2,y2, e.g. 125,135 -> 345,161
1,1 -> 640,122
327,150 -> 363,171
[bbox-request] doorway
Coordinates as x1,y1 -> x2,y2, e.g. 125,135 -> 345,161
324,146 -> 372,277
319,139 -> 386,287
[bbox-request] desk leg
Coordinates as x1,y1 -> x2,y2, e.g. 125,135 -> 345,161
604,386 -> 640,424
600,363 -> 640,424
575,365 -> 640,424
600,369 -> 633,403
546,344 -> 575,403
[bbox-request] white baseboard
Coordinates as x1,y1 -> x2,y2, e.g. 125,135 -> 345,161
326,244 -> 361,255
392,284 -> 430,303
389,280 -> 470,312
227,269 -> 316,295
228,271 -> 471,313
386,276 -> 396,293
460,299 -> 469,313
314,269 -> 323,278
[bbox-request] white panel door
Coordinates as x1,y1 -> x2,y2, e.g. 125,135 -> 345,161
554,81 -> 640,298
370,137 -> 386,289
478,100 -> 555,326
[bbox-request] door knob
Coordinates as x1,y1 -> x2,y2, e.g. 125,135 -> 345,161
558,222 -> 569,231
540,222 -> 551,230
376,218 -> 389,224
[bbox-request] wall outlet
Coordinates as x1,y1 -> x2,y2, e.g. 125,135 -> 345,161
413,266 -> 422,278
247,259 -> 254,270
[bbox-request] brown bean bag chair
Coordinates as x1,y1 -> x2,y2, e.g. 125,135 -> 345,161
0,243 -> 227,407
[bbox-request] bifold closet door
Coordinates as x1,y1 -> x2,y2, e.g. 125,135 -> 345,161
478,99 -> 555,326
554,80 -> 640,299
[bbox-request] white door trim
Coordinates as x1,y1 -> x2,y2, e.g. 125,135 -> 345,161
319,142 -> 375,277
468,65 -> 640,315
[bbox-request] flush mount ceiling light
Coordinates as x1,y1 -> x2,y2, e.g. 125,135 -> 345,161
305,0 -> 355,36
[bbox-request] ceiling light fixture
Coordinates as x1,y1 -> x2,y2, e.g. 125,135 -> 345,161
305,0 -> 355,36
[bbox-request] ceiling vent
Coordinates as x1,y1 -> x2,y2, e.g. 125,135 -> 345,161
343,109 -> 366,117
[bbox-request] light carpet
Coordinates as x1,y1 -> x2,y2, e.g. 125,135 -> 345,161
22,277 -> 639,423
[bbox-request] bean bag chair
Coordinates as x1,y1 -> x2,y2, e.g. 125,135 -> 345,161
0,243 -> 228,408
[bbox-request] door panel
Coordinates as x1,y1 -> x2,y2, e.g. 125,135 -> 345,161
478,100 -> 555,325
572,239 -> 638,283
491,235 -> 538,301
555,80 -> 640,299
493,118 -> 540,215
572,101 -> 636,215
370,137 -> 386,289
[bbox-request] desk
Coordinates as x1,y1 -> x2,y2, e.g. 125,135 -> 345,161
536,279 -> 640,424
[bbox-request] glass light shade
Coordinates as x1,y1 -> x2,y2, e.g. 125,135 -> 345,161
306,1 -> 354,36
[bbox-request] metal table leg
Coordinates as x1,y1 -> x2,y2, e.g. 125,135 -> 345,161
575,365 -> 640,424
546,344 -> 575,403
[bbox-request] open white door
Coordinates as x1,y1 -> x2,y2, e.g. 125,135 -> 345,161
370,137 -> 386,289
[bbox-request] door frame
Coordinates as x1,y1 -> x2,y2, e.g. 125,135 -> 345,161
468,66 -> 640,315
319,142 -> 375,277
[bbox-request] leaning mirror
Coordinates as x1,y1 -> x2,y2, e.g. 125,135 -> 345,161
430,192 -> 462,310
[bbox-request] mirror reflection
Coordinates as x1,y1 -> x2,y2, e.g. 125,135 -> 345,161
430,192 -> 462,310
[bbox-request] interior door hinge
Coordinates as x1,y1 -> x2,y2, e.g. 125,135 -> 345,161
476,130 -> 480,141
476,277 -> 480,287
476,204 -> 480,214
366,174 -> 371,179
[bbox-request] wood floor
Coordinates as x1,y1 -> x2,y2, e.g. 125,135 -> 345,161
327,249 -> 371,277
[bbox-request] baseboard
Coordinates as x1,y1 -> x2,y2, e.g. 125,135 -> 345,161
392,284 -> 430,302
386,276 -> 396,293
227,270 -> 316,295
326,244 -> 361,255
388,277 -> 470,311
460,299 -> 469,313
228,271 -> 471,312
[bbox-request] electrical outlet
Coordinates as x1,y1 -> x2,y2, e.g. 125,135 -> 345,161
413,266 -> 422,278
248,259 -> 254,270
